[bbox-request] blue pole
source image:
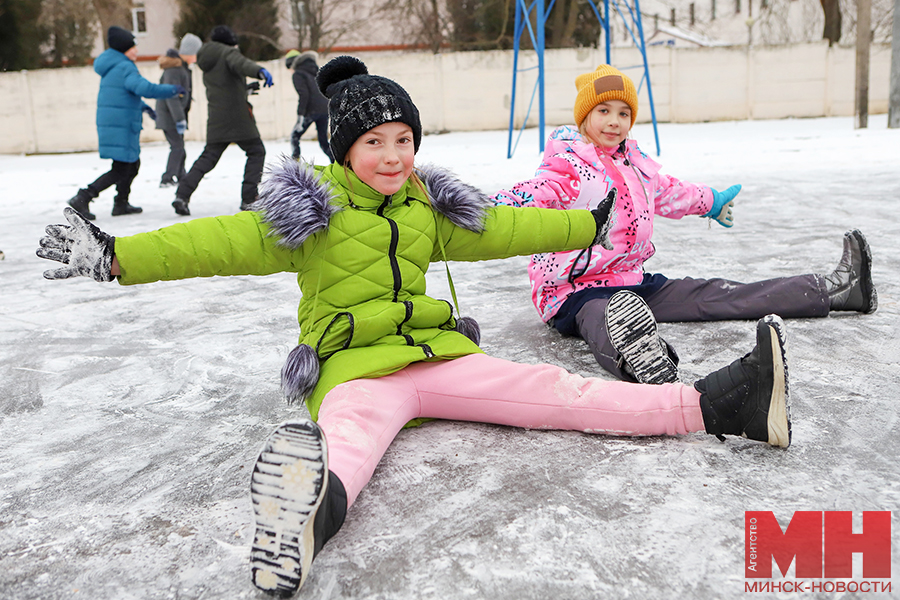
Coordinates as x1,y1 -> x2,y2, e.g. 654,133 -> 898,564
508,0 -> 524,158
604,0 -> 611,62
537,0 -> 546,152
632,0 -> 660,155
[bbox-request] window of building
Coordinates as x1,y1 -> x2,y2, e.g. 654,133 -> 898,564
132,4 -> 146,34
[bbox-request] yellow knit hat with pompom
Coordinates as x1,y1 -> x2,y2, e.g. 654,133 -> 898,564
573,64 -> 638,128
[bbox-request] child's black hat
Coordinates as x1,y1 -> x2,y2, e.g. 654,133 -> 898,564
210,25 -> 238,46
107,26 -> 135,53
317,56 -> 422,166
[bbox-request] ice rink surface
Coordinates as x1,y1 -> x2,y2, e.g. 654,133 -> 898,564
1,115 -> 899,599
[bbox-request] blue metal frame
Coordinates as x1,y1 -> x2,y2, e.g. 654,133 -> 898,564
507,0 -> 661,157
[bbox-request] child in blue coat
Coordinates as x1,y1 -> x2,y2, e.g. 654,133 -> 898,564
67,26 -> 183,220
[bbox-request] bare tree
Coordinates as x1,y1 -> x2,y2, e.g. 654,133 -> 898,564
548,0 -> 581,47
90,0 -> 131,45
41,0 -> 97,66
821,0 -> 842,44
288,0 -> 382,52
839,0 -> 895,44
376,0 -> 450,53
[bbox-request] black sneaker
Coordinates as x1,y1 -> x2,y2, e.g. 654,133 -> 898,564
606,290 -> 678,384
111,202 -> 142,216
67,193 -> 96,221
695,315 -> 791,448
824,229 -> 877,314
250,421 -> 345,597
172,197 -> 190,216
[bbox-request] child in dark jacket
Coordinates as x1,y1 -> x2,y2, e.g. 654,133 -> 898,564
493,64 -> 877,385
39,56 -> 793,597
67,26 -> 182,220
285,49 -> 333,162
172,25 -> 274,216
155,33 -> 202,187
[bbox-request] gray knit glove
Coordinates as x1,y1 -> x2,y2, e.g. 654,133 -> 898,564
37,207 -> 116,282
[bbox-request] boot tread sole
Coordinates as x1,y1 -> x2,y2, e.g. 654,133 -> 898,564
250,422 -> 328,596
606,291 -> 678,385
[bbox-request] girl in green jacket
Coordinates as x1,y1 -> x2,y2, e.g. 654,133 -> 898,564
37,56 -> 792,597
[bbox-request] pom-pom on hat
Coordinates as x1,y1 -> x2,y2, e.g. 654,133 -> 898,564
573,64 -> 639,128
316,55 -> 422,166
107,26 -> 135,53
179,33 -> 202,56
210,25 -> 238,46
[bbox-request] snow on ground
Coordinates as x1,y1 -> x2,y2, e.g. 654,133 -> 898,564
1,115 -> 899,599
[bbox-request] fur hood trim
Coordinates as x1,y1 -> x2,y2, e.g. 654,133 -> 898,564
256,157 -> 492,249
255,156 -> 342,248
416,163 -> 490,233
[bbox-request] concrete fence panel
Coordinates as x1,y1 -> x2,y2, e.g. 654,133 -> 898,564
0,42 -> 892,155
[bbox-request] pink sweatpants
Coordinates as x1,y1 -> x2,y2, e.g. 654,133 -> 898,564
317,353 -> 705,507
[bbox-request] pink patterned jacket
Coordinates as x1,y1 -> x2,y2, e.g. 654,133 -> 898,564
492,126 -> 715,322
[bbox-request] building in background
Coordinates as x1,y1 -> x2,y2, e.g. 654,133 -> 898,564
99,0 -> 889,60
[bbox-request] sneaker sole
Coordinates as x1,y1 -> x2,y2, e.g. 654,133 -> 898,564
250,421 -> 328,597
606,291 -> 678,385
760,315 -> 791,448
849,229 -> 877,314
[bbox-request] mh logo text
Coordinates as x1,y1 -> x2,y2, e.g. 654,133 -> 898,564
745,511 -> 891,579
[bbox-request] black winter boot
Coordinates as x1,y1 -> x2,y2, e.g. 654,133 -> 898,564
250,421 -> 347,597
824,229 -> 877,314
67,190 -> 96,221
111,199 -> 142,216
172,197 -> 190,216
606,290 -> 678,384
694,314 -> 791,448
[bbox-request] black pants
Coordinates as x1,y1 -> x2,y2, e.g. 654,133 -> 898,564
82,159 -> 140,204
176,138 -> 266,205
575,274 -> 829,381
290,113 -> 332,161
161,128 -> 186,183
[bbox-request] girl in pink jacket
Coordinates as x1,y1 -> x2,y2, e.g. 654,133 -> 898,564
493,64 -> 877,385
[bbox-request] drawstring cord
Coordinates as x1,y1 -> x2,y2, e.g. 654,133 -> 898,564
433,214 -> 463,318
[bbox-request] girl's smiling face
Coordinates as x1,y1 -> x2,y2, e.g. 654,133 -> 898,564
582,99 -> 632,148
345,121 -> 416,196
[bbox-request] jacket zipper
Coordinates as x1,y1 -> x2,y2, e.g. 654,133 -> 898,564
377,195 -> 429,355
377,195 -> 402,302
617,143 -> 651,205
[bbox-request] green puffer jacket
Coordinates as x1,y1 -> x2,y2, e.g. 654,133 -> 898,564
114,158 -> 597,420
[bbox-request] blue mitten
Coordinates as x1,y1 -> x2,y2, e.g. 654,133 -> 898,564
142,104 -> 157,121
705,184 -> 740,228
173,85 -> 187,97
175,120 -> 187,135
259,68 -> 274,88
